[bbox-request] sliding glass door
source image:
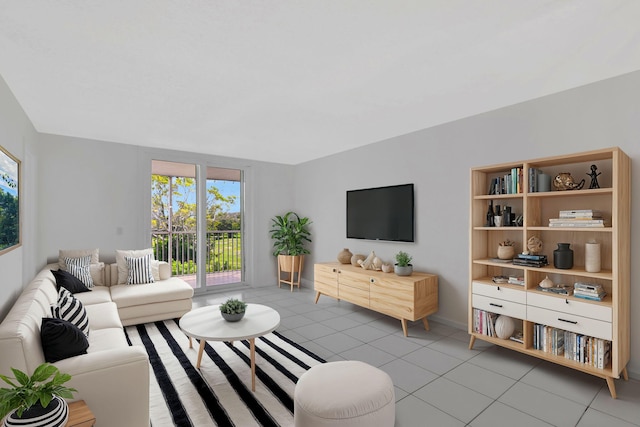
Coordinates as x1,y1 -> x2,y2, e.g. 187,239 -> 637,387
151,160 -> 243,292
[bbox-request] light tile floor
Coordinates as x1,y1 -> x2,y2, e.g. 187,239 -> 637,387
193,285 -> 640,427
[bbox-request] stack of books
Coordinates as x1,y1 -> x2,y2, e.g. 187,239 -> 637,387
512,253 -> 548,267
549,210 -> 606,227
573,282 -> 607,301
508,276 -> 524,286
537,283 -> 572,295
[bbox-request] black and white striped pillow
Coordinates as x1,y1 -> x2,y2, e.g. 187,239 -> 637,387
52,287 -> 90,337
65,255 -> 94,288
125,254 -> 155,285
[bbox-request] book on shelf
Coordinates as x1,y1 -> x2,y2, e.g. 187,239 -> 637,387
492,275 -> 508,284
574,282 -> 604,292
516,253 -> 548,262
509,331 -> 524,343
537,284 -> 573,295
508,276 -> 524,286
512,258 -> 548,267
548,218 -> 606,227
558,209 -> 603,219
534,324 -> 611,368
573,291 -> 607,301
473,309 -> 498,337
489,258 -> 512,264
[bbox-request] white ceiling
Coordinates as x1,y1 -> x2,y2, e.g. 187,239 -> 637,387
1,1 -> 640,165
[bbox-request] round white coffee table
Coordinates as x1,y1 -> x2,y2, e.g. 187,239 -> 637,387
179,303 -> 280,391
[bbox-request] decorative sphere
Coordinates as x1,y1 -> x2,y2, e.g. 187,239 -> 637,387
494,315 -> 516,340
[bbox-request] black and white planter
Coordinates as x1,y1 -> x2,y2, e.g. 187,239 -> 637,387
3,396 -> 68,427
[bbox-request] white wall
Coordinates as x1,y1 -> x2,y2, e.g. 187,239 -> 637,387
0,75 -> 38,319
295,70 -> 640,377
35,134 -> 294,286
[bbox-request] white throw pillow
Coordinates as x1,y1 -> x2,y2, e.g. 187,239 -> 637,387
116,248 -> 154,285
89,262 -> 105,286
125,254 -> 155,285
58,248 -> 99,270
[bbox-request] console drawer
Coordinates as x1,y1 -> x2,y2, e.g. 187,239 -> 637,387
339,284 -> 369,307
527,292 -> 611,322
472,281 -> 526,304
527,306 -> 611,340
472,294 -> 526,319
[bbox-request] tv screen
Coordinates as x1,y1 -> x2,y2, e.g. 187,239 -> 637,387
346,184 -> 414,242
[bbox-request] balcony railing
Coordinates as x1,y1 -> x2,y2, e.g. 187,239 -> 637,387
151,230 -> 241,277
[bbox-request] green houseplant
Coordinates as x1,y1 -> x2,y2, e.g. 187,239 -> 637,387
269,212 -> 312,291
394,251 -> 413,276
219,298 -> 247,322
0,363 -> 76,423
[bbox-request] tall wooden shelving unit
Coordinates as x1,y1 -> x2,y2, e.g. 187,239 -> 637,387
468,147 -> 630,398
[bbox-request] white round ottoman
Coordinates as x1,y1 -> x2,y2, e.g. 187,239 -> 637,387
294,361 -> 395,427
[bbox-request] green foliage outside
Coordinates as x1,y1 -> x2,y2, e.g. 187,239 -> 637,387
0,189 -> 19,251
151,174 -> 241,275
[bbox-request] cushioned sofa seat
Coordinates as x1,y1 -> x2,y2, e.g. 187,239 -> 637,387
74,286 -> 112,305
107,264 -> 194,326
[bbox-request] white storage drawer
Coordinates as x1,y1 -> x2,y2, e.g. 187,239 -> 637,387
472,294 -> 526,319
527,306 -> 611,341
472,282 -> 526,304
527,293 -> 611,322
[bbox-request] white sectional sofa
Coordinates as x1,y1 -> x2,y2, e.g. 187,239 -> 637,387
0,259 -> 194,426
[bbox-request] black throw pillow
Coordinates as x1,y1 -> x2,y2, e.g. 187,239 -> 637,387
51,269 -> 91,294
40,317 -> 89,363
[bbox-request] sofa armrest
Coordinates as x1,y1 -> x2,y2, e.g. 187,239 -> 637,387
55,347 -> 150,426
159,261 -> 171,280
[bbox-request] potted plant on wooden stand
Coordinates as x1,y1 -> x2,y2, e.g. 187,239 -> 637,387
269,211 -> 312,291
0,363 -> 76,427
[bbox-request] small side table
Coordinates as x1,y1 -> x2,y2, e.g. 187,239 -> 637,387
66,400 -> 95,427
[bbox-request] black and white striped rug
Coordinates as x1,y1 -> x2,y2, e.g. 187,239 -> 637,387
125,319 -> 325,427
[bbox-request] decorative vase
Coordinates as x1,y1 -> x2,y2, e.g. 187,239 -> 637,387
496,245 -> 515,260
553,243 -> 573,269
494,316 -> 516,340
585,242 -> 601,273
539,276 -> 554,288
337,248 -> 353,264
351,254 -> 365,267
394,264 -> 413,276
3,395 -> 69,427
221,311 -> 245,322
381,263 -> 393,273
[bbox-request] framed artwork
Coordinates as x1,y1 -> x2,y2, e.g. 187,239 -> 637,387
0,145 -> 20,254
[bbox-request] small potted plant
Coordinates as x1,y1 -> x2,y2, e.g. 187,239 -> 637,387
219,298 -> 247,322
394,251 -> 413,276
0,363 -> 76,425
497,239 -> 516,260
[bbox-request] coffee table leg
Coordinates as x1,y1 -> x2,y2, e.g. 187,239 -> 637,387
196,339 -> 206,369
250,338 -> 256,391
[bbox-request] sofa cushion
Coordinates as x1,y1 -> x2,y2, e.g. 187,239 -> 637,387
53,288 -> 90,337
58,248 -> 99,270
73,286 -> 112,306
125,254 -> 155,285
84,302 -> 122,330
110,277 -> 194,309
41,317 -> 89,363
51,269 -> 91,294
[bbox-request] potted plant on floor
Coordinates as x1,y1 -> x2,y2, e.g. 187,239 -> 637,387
0,363 -> 76,426
394,251 -> 413,276
219,298 -> 247,322
269,211 -> 312,291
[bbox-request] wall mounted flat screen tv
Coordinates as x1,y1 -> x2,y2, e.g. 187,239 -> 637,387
346,183 -> 414,242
